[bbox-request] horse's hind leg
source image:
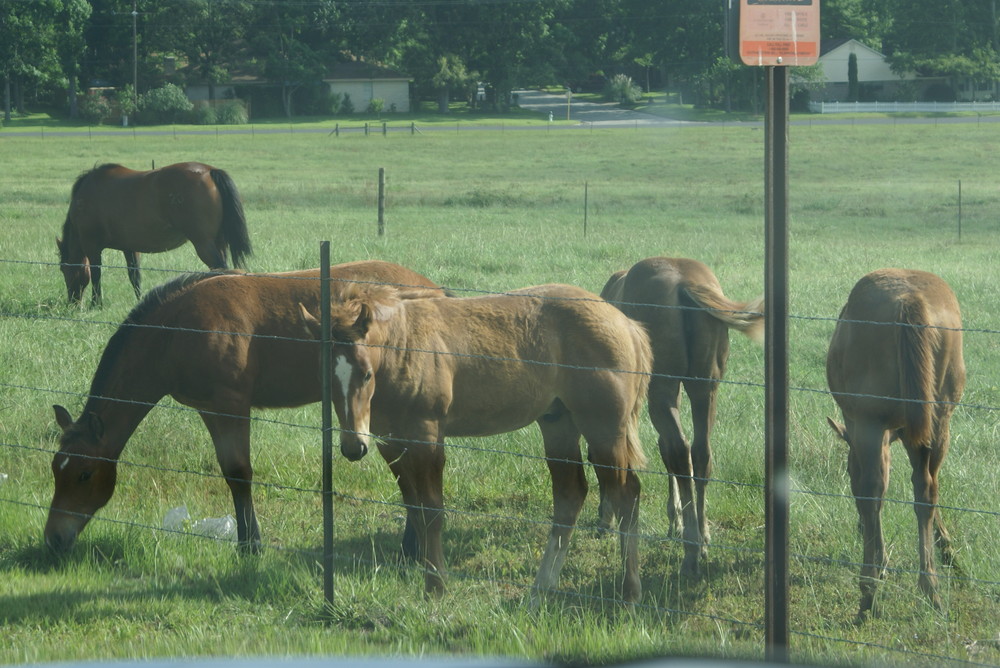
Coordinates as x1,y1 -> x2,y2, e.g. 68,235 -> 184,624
905,433 -> 951,610
192,240 -> 229,271
533,409 -> 588,604
649,375 -> 700,573
200,410 -> 262,553
124,251 -> 141,299
685,376 -> 719,556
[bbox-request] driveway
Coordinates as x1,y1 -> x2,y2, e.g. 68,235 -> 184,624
514,89 -> 701,127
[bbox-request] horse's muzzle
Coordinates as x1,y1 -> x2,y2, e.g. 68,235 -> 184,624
340,437 -> 369,462
44,528 -> 78,553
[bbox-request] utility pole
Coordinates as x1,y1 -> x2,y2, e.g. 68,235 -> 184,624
132,0 -> 138,110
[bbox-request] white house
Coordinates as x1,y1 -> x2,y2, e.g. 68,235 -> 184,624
184,60 -> 412,115
324,61 -> 411,113
812,38 -> 916,102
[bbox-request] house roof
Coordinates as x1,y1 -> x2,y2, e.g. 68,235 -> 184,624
820,38 -> 886,60
324,61 -> 411,82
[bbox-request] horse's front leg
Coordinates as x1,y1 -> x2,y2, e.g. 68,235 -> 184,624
124,250 -> 142,299
380,427 -> 447,595
200,409 -> 261,553
89,250 -> 104,306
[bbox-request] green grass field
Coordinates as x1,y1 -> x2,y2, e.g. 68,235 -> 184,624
1,120 -> 999,667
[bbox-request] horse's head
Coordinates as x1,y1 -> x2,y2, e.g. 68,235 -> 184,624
299,299 -> 381,461
56,237 -> 91,304
45,405 -> 117,553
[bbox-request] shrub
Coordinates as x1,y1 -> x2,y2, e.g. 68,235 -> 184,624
193,102 -> 218,125
141,84 -> 194,123
604,74 -> 643,105
341,93 -> 354,115
327,92 -> 345,115
216,100 -> 248,125
368,98 -> 385,115
79,93 -> 113,124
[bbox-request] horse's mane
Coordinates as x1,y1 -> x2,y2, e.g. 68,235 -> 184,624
86,270 -> 242,402
332,282 -> 402,308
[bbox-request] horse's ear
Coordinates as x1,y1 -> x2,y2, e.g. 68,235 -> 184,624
86,412 -> 105,440
298,303 -> 322,340
826,416 -> 848,443
53,405 -> 74,431
354,302 -> 374,337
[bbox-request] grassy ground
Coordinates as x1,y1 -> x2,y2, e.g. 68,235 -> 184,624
1,121 -> 999,666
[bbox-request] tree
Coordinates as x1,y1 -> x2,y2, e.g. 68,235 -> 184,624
884,0 -> 999,97
56,0 -> 91,118
431,55 -> 477,113
847,52 -> 859,101
145,0 -> 253,101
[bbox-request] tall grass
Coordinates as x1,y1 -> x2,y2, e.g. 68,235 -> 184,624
1,123 -> 999,666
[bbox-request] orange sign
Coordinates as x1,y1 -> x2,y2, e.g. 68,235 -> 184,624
739,0 -> 820,67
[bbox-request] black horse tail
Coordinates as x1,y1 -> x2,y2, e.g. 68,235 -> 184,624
210,168 -> 253,269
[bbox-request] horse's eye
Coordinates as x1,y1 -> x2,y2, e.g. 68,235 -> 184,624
78,471 -> 93,483
363,371 -> 373,383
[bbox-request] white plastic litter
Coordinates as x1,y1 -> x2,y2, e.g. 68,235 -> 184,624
162,505 -> 236,541
162,505 -> 190,531
191,515 -> 237,540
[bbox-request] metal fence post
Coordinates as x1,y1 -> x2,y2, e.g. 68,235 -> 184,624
320,241 -> 335,610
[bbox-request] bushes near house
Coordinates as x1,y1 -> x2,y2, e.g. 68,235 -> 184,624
78,92 -> 113,124
141,84 -> 194,123
604,74 -> 643,105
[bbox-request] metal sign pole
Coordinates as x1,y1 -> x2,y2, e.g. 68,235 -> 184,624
764,65 -> 790,661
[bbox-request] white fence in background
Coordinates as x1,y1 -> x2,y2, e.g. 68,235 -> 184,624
809,100 -> 1000,114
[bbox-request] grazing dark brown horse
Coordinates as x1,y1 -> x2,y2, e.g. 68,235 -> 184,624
600,257 -> 764,575
826,268 -> 965,619
57,162 -> 253,305
45,260 -> 446,554
300,283 -> 652,603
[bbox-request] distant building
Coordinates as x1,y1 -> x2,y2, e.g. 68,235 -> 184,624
184,60 -> 412,117
812,38 -> 916,102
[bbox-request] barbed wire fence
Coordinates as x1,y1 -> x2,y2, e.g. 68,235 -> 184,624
1,253 -> 998,667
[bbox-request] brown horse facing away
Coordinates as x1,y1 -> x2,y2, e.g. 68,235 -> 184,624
600,257 -> 764,575
826,268 -> 965,619
45,260 -> 447,555
300,283 -> 653,603
57,162 -> 253,305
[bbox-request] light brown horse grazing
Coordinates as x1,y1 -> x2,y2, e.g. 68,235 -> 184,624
45,260 -> 446,554
57,162 -> 252,305
300,283 -> 652,603
826,268 -> 965,619
600,257 -> 764,576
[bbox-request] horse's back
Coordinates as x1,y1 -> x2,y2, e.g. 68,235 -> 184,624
827,268 -> 964,431
144,261 -> 443,408
401,284 -> 650,436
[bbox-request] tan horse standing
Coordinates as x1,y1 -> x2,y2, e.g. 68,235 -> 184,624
301,283 -> 652,603
826,268 -> 965,619
45,261 -> 446,554
57,162 -> 253,305
601,257 -> 764,575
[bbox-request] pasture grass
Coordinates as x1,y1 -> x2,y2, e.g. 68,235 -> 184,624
1,122 -> 999,666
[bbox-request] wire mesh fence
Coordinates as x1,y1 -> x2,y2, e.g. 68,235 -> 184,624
2,253 -> 998,666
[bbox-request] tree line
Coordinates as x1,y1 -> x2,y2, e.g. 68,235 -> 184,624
2,0 -> 998,122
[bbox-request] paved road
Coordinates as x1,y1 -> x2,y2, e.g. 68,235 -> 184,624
514,89 -> 700,127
